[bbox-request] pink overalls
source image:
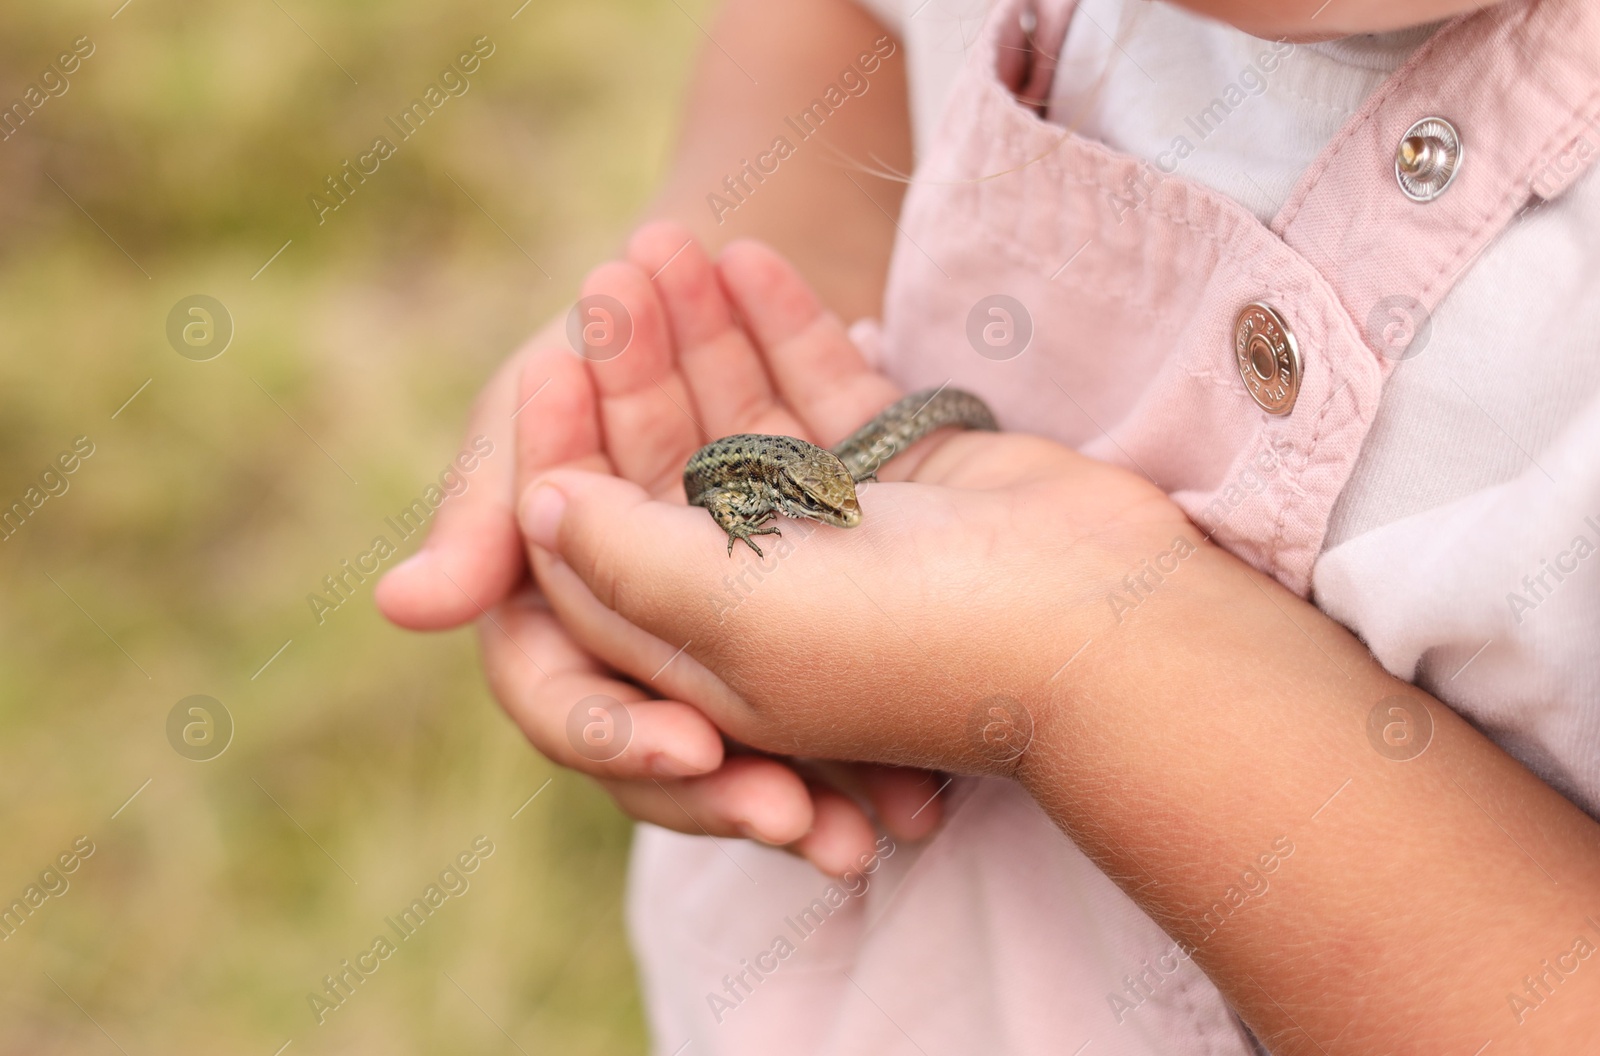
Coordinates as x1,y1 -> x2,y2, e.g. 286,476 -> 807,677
628,1 -> 1600,1052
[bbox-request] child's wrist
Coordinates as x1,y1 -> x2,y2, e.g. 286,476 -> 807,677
1014,536 -> 1290,793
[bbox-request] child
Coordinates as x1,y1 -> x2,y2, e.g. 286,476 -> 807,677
382,0 -> 1600,1051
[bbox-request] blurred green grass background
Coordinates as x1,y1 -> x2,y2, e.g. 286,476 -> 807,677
0,1 -> 711,1051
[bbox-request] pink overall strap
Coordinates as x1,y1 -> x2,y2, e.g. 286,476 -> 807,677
1271,0 -> 1600,365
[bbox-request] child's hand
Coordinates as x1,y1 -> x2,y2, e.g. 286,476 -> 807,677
458,224 -> 952,876
521,248 -> 1600,1054
519,229 -> 1196,778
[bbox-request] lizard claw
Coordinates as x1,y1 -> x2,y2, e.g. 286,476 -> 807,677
725,524 -> 783,558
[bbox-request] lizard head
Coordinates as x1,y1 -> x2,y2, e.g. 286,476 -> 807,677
779,448 -> 862,528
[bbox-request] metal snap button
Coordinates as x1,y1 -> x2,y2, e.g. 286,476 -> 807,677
1234,302 -> 1301,416
1395,117 -> 1462,202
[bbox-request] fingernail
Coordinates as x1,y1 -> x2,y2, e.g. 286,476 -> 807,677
523,485 -> 567,550
735,823 -> 771,844
736,821 -> 788,846
649,751 -> 709,779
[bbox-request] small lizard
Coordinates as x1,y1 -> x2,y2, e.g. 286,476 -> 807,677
684,387 -> 998,556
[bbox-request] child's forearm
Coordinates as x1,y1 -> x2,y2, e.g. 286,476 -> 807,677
1026,540 -> 1600,1053
644,0 -> 911,322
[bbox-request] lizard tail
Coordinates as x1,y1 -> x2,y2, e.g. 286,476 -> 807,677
830,387 -> 998,483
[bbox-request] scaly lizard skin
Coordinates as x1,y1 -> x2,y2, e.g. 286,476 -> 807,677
684,387 -> 998,556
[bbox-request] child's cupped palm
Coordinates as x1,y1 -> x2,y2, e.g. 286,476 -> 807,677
495,222 -> 1186,873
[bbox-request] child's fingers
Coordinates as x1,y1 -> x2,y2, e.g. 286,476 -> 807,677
604,755 -> 817,846
519,470 -> 763,655
375,339 -> 539,631
480,585 -> 896,876
529,544 -> 743,720
521,686 -> 724,780
512,342 -> 610,499
577,260 -> 707,496
480,591 -> 724,781
849,764 -> 947,842
799,762 -> 947,843
715,239 -> 903,447
480,590 -> 817,848
626,222 -> 807,441
788,784 -> 883,876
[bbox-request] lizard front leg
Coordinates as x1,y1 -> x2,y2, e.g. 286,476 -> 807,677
699,487 -> 783,557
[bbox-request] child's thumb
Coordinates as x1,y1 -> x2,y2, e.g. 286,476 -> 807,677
518,470 -> 722,640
